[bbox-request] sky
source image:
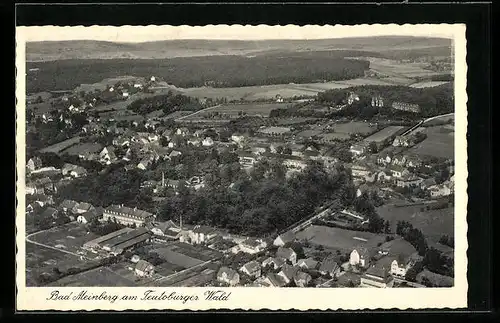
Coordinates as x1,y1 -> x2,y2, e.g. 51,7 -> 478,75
17,24 -> 458,42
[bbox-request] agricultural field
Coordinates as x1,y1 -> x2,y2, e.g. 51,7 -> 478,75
28,222 -> 101,259
182,102 -> 288,120
409,81 -> 451,88
295,225 -> 386,253
26,243 -> 85,286
376,202 -> 454,243
355,57 -> 446,79
408,125 -> 454,159
333,121 -> 376,135
48,266 -> 138,287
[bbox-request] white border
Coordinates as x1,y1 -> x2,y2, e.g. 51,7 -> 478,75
16,24 -> 467,311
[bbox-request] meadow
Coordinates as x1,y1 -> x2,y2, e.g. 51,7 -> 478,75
376,202 -> 454,243
408,125 -> 454,159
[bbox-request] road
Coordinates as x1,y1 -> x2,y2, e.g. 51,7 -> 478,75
279,200 -> 342,235
175,104 -> 222,121
423,112 -> 454,124
26,229 -> 90,260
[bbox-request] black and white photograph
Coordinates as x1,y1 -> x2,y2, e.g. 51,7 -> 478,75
16,24 -> 468,310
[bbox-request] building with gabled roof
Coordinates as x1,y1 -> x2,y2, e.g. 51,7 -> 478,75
239,260 -> 261,278
217,267 -> 240,286
103,205 -> 155,226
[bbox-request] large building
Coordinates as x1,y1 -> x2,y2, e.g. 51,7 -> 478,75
83,227 -> 151,255
391,101 -> 420,113
103,205 -> 155,226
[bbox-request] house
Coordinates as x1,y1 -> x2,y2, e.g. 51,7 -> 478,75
262,257 -> 286,270
275,94 -> 284,103
273,231 -> 295,247
217,267 -> 240,286
237,151 -> 257,168
231,133 -> 246,145
293,271 -> 312,287
70,166 -> 87,178
99,146 -> 117,165
296,257 -> 319,270
319,254 -> 341,278
148,134 -> 159,142
188,225 -> 219,245
391,155 -> 407,166
356,184 -> 371,198
239,260 -> 261,278
134,260 -> 155,277
168,150 -> 182,159
371,96 -> 384,108
59,199 -> 79,213
429,184 -> 452,198
349,144 -> 366,156
351,164 -> 371,178
187,137 -> 201,146
77,208 -> 103,224
263,273 -> 287,287
161,129 -> 174,141
387,164 -> 408,179
103,205 -> 155,226
349,247 -> 370,268
130,255 -> 141,263
71,202 -> 94,215
378,238 -> 419,278
113,136 -> 130,147
347,92 -> 360,105
26,156 -> 43,172
377,171 -> 392,183
175,127 -> 190,136
276,247 -> 297,265
239,238 -> 267,254
277,263 -> 300,284
396,175 -> 424,188
360,264 -> 394,288
61,163 -> 79,176
193,129 -> 205,138
377,154 -> 393,166
202,137 -> 214,147
150,220 -> 179,237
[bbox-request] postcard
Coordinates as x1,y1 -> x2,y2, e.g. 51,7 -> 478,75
16,23 -> 467,311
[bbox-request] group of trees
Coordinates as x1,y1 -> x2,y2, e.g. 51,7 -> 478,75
158,162 -> 353,236
127,91 -> 203,116
27,54 -> 370,93
396,220 -> 454,279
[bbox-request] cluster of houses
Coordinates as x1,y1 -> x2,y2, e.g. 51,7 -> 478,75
214,229 -> 423,288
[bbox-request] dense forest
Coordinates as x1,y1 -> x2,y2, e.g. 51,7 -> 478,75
26,53 -> 370,93
127,92 -> 203,115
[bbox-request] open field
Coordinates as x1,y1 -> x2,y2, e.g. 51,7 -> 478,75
182,102 -> 287,119
26,243 -> 85,286
408,125 -> 454,159
29,222 -> 101,257
409,81 -> 451,88
333,121 -> 376,135
48,266 -> 138,287
376,203 -> 454,243
354,57 -> 445,79
295,225 -> 386,253
39,136 -> 82,154
26,37 -> 451,61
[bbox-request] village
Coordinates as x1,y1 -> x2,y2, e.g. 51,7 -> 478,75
25,74 -> 455,289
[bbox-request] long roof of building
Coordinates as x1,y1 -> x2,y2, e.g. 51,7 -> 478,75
104,205 -> 153,219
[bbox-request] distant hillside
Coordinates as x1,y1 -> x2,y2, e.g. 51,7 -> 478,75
26,36 -> 452,61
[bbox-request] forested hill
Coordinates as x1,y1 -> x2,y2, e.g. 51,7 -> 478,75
27,36 -> 452,61
26,54 -> 370,92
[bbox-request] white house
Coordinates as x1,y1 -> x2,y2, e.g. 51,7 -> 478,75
349,247 -> 370,268
217,267 -> 240,286
239,260 -> 261,278
202,137 -> 214,147
135,260 -> 155,277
